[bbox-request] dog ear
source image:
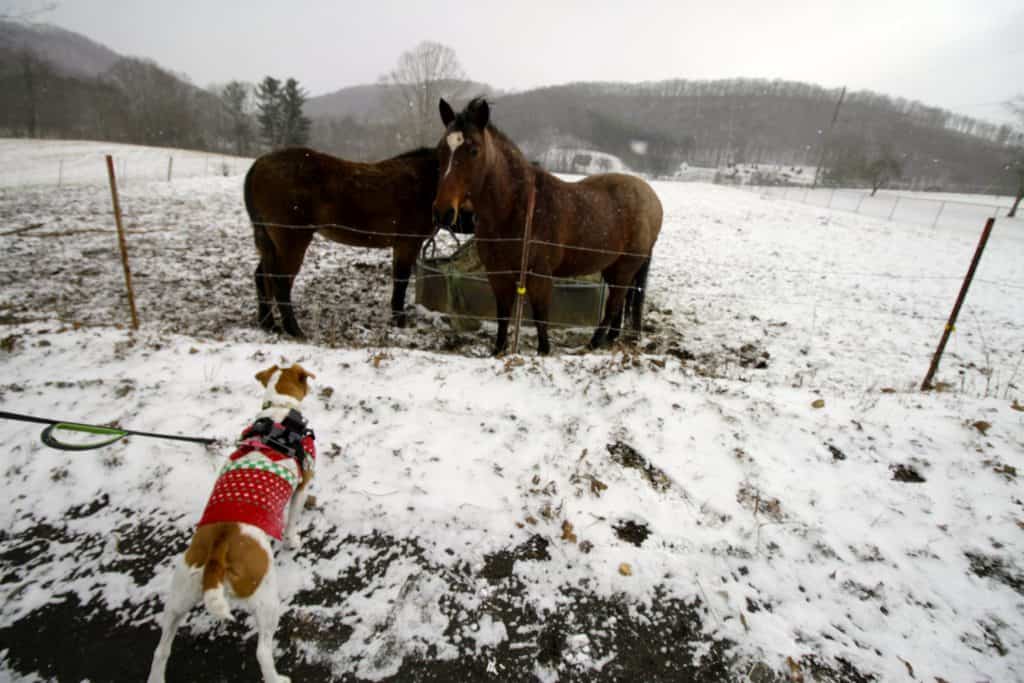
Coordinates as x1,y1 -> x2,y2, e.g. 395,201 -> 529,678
294,365 -> 316,384
255,365 -> 279,387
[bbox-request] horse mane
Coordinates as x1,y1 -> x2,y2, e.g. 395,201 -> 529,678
389,147 -> 436,161
455,97 -> 528,168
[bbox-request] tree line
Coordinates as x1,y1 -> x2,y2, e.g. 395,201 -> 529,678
1,34 -> 1020,201
0,46 -> 311,156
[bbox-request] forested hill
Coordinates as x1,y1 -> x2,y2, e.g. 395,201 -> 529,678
488,80 -> 1021,190
2,18 -> 1019,193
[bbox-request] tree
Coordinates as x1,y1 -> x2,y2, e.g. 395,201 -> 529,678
280,78 -> 311,146
220,80 -> 253,156
106,57 -> 197,148
1006,96 -> 1024,218
255,76 -> 282,149
254,76 -> 311,150
866,147 -> 903,196
380,41 -> 469,147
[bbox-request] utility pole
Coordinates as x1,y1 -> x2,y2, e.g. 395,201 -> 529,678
812,86 -> 846,189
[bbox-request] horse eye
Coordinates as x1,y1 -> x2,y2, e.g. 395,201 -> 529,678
470,146 -> 479,157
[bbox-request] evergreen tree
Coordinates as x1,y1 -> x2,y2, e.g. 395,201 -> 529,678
221,80 -> 252,156
255,76 -> 282,149
280,78 -> 311,146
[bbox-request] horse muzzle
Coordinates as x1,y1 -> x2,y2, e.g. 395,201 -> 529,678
432,205 -> 459,229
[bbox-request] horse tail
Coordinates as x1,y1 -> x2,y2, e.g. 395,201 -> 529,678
244,162 -> 268,251
625,257 -> 651,336
201,531 -> 234,622
246,160 -> 280,330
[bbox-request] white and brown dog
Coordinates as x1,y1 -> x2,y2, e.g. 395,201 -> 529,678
148,362 -> 317,683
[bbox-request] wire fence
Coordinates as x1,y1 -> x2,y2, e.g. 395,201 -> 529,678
0,143 -> 250,189
739,183 -> 1019,232
1,159 -> 1022,397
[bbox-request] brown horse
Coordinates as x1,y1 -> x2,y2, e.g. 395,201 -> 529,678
245,146 -> 472,337
432,98 -> 663,355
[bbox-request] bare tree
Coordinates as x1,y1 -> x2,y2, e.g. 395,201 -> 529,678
380,41 -> 469,148
867,146 -> 903,196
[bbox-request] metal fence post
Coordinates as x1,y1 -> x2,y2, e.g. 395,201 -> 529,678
887,196 -> 901,221
921,217 -> 996,391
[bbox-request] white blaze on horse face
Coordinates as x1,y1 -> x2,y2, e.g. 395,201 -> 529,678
444,131 -> 464,179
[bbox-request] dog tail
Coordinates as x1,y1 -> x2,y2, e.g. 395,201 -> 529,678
202,533 -> 234,621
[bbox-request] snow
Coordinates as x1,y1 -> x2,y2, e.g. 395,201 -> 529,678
0,139 -> 249,188
1,139 -> 1023,681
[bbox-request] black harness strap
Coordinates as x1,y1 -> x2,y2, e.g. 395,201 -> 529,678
243,409 -> 315,475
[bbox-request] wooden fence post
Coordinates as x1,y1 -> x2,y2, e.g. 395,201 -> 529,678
887,196 -> 901,221
920,217 -> 995,391
57,159 -> 63,187
167,156 -> 174,182
509,183 -> 538,355
105,155 -> 139,329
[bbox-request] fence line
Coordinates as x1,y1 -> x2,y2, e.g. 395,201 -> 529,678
742,184 -> 1017,232
4,162 -> 1021,396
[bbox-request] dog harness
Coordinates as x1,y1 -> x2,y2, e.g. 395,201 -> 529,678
197,411 -> 315,540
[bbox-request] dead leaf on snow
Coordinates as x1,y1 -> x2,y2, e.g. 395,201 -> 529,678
618,562 -> 632,576
811,399 -> 825,409
880,387 -> 896,394
561,520 -> 577,544
1011,400 -> 1024,413
786,656 -> 804,682
897,656 -> 914,678
972,420 -> 991,435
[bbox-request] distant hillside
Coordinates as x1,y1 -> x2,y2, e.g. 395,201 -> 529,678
0,20 -> 121,78
487,80 -> 1022,191
305,83 -> 389,120
0,21 -> 234,153
305,80 -> 498,122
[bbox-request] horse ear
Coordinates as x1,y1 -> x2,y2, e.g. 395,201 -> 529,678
469,99 -> 490,130
439,98 -> 455,127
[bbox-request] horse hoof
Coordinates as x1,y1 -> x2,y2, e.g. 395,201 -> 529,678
283,324 -> 306,339
392,313 -> 408,328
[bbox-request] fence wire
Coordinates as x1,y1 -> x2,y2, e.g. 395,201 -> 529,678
2,173 -> 1022,397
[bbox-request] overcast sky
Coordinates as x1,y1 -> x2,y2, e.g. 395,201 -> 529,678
43,0 -> 1023,124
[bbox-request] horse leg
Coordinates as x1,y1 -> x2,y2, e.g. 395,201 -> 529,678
590,262 -> 635,350
390,241 -> 418,328
526,272 -> 553,355
254,261 -> 276,332
488,274 -> 516,356
253,225 -> 279,332
627,257 -> 652,341
273,230 -> 315,339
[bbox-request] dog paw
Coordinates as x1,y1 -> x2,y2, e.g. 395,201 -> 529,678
275,675 -> 291,683
285,532 -> 302,550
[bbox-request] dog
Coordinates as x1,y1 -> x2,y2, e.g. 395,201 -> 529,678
148,361 -> 317,683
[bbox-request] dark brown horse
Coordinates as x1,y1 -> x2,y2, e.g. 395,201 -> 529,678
432,98 -> 663,355
245,146 -> 472,337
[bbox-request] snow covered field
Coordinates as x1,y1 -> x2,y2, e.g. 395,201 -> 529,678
0,139 -> 249,189
1,139 -> 1023,682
